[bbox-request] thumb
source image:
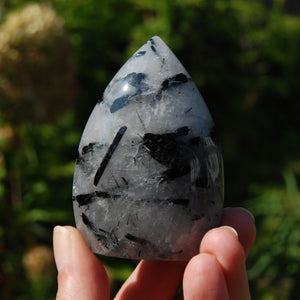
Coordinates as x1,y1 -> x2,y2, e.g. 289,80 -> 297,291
53,226 -> 110,300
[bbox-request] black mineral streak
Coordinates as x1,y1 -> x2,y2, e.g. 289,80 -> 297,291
77,143 -> 102,165
136,51 -> 146,57
149,38 -> 156,45
143,127 -> 191,180
73,193 -> 94,206
112,175 -> 120,188
151,45 -> 157,53
185,107 -> 192,113
81,213 -> 96,231
156,73 -> 189,100
148,198 -> 189,207
161,73 -> 188,91
136,109 -> 146,131
94,126 -> 127,186
149,38 -> 158,54
168,198 -> 189,207
73,191 -> 119,206
143,127 -> 219,184
96,228 -> 119,249
125,233 -> 147,245
121,177 -> 129,186
82,142 -> 97,155
143,132 -> 178,165
82,213 -> 119,249
95,191 -> 115,198
95,234 -> 109,248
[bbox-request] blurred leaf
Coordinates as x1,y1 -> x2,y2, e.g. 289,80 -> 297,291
24,209 -> 72,223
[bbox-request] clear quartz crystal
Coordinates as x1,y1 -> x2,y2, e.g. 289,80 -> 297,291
72,36 -> 223,260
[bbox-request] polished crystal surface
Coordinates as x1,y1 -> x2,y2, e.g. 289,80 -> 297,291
72,36 -> 223,260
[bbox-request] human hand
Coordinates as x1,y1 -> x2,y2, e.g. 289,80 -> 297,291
53,207 -> 256,300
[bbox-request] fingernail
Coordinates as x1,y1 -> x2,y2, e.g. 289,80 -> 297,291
237,207 -> 255,223
53,226 -> 71,272
220,226 -> 238,237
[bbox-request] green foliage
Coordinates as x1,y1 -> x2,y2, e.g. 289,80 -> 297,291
245,170 -> 300,299
0,112 -> 77,299
0,0 -> 300,299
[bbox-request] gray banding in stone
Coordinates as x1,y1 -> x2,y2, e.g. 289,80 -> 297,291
72,36 -> 223,260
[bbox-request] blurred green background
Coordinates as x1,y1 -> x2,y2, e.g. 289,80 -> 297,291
0,0 -> 300,299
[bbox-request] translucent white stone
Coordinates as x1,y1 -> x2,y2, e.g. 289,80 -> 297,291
72,36 -> 223,260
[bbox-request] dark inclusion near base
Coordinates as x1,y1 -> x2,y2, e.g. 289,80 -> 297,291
72,36 -> 223,261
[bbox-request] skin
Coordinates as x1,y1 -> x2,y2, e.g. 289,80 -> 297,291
53,207 -> 256,300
